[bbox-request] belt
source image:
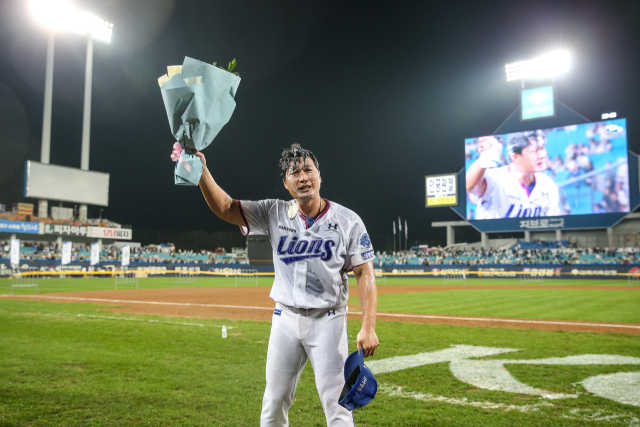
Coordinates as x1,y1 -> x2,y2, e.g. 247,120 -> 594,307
278,302 -> 346,316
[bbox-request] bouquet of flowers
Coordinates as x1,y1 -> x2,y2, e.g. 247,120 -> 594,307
158,57 -> 241,185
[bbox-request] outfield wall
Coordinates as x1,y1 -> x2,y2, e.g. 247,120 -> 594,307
384,264 -> 640,280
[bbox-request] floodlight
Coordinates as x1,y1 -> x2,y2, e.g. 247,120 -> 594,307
505,51 -> 570,81
75,12 -> 113,43
30,0 -> 77,32
602,112 -> 617,119
30,0 -> 113,42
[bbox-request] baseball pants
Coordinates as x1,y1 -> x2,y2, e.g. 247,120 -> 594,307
260,302 -> 355,427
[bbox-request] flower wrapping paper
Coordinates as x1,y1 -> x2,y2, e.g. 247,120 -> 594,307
159,56 -> 241,185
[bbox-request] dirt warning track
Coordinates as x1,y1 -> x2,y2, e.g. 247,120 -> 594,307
4,285 -> 640,335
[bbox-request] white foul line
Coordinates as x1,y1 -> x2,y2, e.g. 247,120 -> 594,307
349,311 -> 640,330
4,295 -> 640,330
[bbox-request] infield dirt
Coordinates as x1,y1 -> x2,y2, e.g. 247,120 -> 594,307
7,285 -> 640,335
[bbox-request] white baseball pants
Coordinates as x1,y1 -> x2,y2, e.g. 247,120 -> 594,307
260,303 -> 355,427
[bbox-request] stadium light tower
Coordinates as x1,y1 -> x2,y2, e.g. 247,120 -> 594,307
30,0 -> 113,220
505,51 -> 570,82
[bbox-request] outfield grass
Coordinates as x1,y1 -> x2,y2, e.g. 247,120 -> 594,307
3,276 -> 636,297
366,277 -> 638,287
0,298 -> 639,426
0,276 -> 275,294
354,288 -> 640,324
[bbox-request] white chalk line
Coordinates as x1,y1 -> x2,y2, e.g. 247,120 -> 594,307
351,311 -> 640,330
380,384 -> 640,424
379,383 -> 553,413
4,294 -> 640,330
50,313 -> 234,328
5,310 -> 234,328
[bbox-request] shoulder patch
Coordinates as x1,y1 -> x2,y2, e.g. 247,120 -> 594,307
359,233 -> 372,249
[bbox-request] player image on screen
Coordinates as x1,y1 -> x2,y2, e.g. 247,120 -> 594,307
466,130 -> 563,219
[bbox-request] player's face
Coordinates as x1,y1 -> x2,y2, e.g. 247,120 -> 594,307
519,139 -> 548,173
283,157 -> 322,200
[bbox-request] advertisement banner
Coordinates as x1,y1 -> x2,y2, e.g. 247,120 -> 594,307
88,227 -> 132,240
12,203 -> 34,216
61,241 -> 72,265
121,245 -> 130,267
44,224 -> 88,236
383,264 -> 639,280
10,239 -> 20,266
90,243 -> 100,266
0,220 -> 40,234
521,85 -> 554,121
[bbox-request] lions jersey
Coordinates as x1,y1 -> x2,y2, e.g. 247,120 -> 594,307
470,166 -> 562,219
237,199 -> 374,309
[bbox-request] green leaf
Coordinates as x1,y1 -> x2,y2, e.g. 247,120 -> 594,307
227,58 -> 236,72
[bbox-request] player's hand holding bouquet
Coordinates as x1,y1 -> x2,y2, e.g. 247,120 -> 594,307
158,57 -> 241,185
477,136 -> 503,169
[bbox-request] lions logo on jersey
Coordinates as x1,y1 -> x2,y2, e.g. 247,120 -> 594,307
359,233 -> 371,249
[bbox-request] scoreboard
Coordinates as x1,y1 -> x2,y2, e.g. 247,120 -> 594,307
425,173 -> 457,207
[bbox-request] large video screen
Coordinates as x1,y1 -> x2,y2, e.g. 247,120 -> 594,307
465,119 -> 629,220
24,161 -> 110,206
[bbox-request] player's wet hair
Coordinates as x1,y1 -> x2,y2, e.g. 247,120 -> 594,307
506,130 -> 546,162
279,143 -> 320,177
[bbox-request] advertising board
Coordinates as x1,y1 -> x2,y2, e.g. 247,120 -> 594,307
0,220 -> 40,234
425,174 -> 458,207
521,85 -> 555,121
44,224 -> 89,236
61,242 -> 72,265
88,227 -> 132,240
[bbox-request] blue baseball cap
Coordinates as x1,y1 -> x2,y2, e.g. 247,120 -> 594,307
338,350 -> 378,411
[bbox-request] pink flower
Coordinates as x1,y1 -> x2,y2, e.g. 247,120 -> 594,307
170,142 -> 182,161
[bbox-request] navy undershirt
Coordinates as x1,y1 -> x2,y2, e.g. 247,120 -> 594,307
521,177 -> 536,197
301,201 -> 327,228
302,214 -> 318,228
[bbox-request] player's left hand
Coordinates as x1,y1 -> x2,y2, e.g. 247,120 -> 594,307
357,328 -> 379,358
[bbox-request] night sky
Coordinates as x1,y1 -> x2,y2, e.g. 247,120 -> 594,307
0,0 -> 639,247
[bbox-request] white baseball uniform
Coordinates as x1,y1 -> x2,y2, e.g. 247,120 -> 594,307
470,166 -> 562,219
237,198 -> 374,427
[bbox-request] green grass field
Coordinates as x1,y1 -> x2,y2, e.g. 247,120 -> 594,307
1,277 -> 639,426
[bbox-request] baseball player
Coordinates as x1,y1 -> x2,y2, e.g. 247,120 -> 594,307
194,143 -> 379,426
466,130 -> 563,219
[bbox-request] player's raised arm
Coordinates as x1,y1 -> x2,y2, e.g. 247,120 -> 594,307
466,159 -> 488,196
194,151 -> 245,226
353,261 -> 379,357
466,137 -> 497,197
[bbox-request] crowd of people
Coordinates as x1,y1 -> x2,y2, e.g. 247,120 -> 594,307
375,243 -> 640,266
0,241 -> 247,265
545,124 -> 629,214
3,239 -> 640,266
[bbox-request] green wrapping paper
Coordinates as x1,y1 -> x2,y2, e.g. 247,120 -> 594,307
159,57 -> 241,185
